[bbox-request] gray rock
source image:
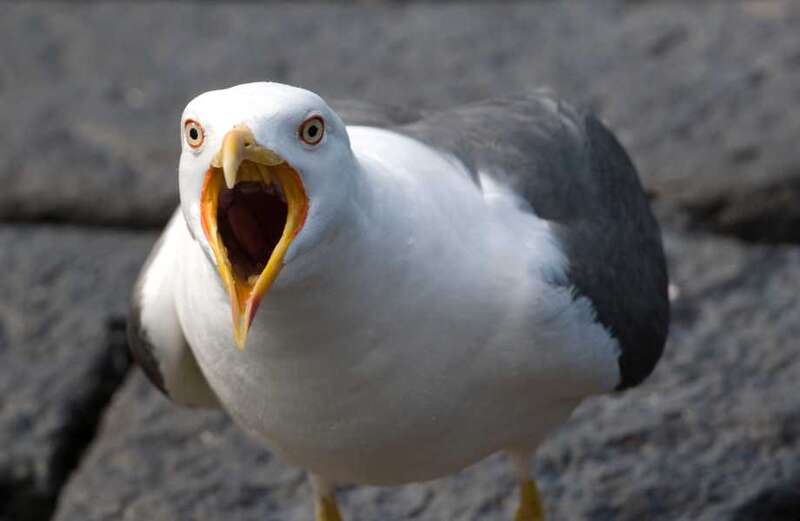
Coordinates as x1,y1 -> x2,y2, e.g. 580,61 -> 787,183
2,2 -> 799,237
4,2 -> 800,519
0,227 -> 154,521
53,229 -> 800,520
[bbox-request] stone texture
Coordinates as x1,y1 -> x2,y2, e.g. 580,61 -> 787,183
2,2 -> 799,237
53,230 -> 800,520
0,227 -> 154,521
3,2 -> 800,520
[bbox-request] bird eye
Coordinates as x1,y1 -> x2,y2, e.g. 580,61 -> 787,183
299,116 -> 325,146
184,119 -> 205,149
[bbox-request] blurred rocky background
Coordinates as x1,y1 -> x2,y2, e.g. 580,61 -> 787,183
1,1 -> 799,520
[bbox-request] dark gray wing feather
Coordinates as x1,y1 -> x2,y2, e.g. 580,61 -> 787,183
386,93 -> 669,390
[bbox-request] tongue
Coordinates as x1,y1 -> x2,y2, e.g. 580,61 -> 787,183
226,203 -> 271,263
217,180 -> 288,283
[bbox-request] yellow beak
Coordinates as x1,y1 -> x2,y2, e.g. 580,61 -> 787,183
200,126 -> 308,350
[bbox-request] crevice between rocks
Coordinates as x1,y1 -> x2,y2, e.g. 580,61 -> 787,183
0,475 -> 54,521
0,318 -> 132,521
0,214 -> 167,233
48,318 -> 132,514
732,472 -> 800,521
655,173 -> 800,246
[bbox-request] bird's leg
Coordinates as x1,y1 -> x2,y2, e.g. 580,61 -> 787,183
509,451 -> 545,521
310,474 -> 343,521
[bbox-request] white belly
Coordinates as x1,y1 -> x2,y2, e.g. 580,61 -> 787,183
175,245 -> 586,485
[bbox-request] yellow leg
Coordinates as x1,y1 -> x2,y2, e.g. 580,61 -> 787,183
509,451 -> 545,521
514,479 -> 545,521
311,474 -> 343,521
314,495 -> 343,521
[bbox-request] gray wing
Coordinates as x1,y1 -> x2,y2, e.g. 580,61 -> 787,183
389,93 -> 669,390
128,210 -> 219,407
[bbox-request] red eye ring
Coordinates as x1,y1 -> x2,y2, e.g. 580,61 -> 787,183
299,116 -> 325,146
184,119 -> 205,149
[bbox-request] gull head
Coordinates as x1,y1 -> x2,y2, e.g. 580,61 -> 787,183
177,82 -> 354,349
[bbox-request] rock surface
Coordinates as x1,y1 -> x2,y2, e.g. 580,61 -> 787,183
52,231 -> 800,521
2,2 -> 800,521
0,227 -> 154,521
1,1 -> 799,238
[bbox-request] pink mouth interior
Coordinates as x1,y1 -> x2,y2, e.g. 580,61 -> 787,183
217,181 -> 287,282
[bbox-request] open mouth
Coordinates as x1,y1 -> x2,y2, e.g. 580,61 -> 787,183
200,129 -> 308,350
217,167 -> 287,285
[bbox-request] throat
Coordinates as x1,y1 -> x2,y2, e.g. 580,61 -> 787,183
217,181 -> 288,283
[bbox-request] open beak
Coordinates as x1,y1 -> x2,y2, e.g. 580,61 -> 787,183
200,125 -> 308,350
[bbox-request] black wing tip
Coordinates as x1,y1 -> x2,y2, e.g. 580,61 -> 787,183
582,111 -> 671,391
615,264 -> 671,392
614,321 -> 670,391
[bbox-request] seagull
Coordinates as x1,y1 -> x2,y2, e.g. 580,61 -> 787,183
128,82 -> 669,521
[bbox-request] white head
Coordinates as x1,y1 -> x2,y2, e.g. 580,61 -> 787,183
177,82 -> 357,348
